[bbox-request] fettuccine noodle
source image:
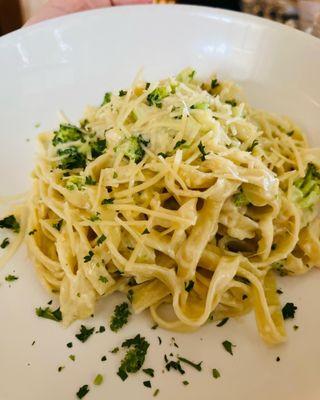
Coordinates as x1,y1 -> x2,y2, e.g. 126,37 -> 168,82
4,69 -> 320,344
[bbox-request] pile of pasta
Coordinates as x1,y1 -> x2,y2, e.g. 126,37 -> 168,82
26,69 -> 320,344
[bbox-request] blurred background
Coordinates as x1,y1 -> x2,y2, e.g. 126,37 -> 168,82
0,0 -> 320,36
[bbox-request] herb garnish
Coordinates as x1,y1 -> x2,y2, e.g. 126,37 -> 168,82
28,229 -> 37,235
69,355 -> 75,361
119,90 -> 127,97
184,280 -> 194,292
211,79 -> 219,89
36,306 -> 62,322
212,368 -> 221,379
182,380 -> 189,385
5,274 -> 18,282
76,384 -> 89,399
143,381 -> 152,388
99,275 -> 108,284
153,389 -> 160,397
282,302 -> 297,319
110,302 -> 131,332
101,198 -> 114,205
174,139 -> 187,150
93,374 -> 103,385
1,238 -> 10,249
53,219 -> 63,231
67,342 -> 73,348
85,176 -> 96,185
222,340 -> 236,355
102,92 -> 111,105
198,141 -> 209,161
0,215 -> 20,233
84,251 -> 94,263
97,234 -> 106,246
143,368 -> 155,377
75,325 -> 95,343
216,317 -> 229,327
178,356 -> 202,371
142,228 -> 150,235
165,360 -> 185,375
247,139 -> 259,152
117,334 -> 150,381
111,347 -> 119,354
101,355 -> 107,361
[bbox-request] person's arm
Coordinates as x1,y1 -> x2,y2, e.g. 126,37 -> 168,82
25,0 -> 152,26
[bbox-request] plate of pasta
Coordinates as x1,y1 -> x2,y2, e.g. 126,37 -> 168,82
0,4 -> 320,400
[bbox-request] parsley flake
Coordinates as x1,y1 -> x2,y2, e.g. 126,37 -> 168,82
212,368 -> 221,379
1,237 -> 10,249
216,317 -> 229,327
0,215 -> 20,233
93,374 -> 103,386
76,384 -> 89,399
222,340 -> 236,355
75,325 -> 94,343
83,251 -> 94,263
184,280 -> 194,292
110,302 -> 131,332
178,356 -> 202,371
198,141 -> 209,161
282,302 -> 297,319
36,306 -> 62,322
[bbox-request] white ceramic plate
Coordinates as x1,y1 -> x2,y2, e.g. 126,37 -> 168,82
1,5 -> 320,400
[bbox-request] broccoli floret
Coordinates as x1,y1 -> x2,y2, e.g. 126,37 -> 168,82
146,87 -> 169,108
65,176 -> 85,191
293,163 -> 320,209
57,146 -> 87,170
90,138 -> 107,159
233,188 -> 249,207
52,124 -> 83,146
124,135 -> 149,164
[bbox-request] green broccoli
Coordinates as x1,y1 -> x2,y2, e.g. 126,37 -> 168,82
146,87 -> 169,108
52,124 -> 83,146
124,135 -> 149,164
233,188 -> 249,207
65,176 -> 85,191
57,146 -> 87,170
90,139 -> 107,159
293,163 -> 320,209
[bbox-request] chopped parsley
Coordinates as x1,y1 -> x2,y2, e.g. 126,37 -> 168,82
83,251 -> 94,263
93,374 -> 103,386
184,280 -> 194,292
293,325 -> 299,331
276,289 -> 283,295
142,228 -> 150,235
110,302 -> 131,332
212,368 -> 221,379
287,130 -> 294,137
99,275 -> 108,284
143,368 -> 155,377
101,355 -> 107,361
127,289 -> 133,303
96,234 -> 106,246
216,317 -> 229,327
158,336 -> 162,345
165,360 -> 185,375
85,176 -> 96,185
69,355 -> 75,361
117,334 -> 150,381
198,141 -> 209,161
158,152 -> 170,158
75,325 -> 95,343
111,347 -> 119,354
0,215 -> 20,233
182,380 -> 189,385
102,92 -> 111,105
76,384 -> 89,399
247,139 -> 259,153
5,274 -> 18,282
0,237 -> 10,249
119,90 -> 127,97
211,79 -> 219,89
147,87 -> 169,108
143,380 -> 152,388
177,356 -> 202,371
36,306 -> 62,322
53,219 -> 63,231
58,366 -> 65,372
28,229 -> 37,235
276,356 -> 280,362
89,213 -> 100,222
222,340 -> 236,355
153,389 -> 160,397
282,302 -> 297,319
174,139 -> 187,150
101,198 -> 114,205
151,324 -> 158,330
67,342 -> 73,348
225,99 -> 237,107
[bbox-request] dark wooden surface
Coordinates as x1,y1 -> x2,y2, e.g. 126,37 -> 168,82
0,0 -> 23,35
